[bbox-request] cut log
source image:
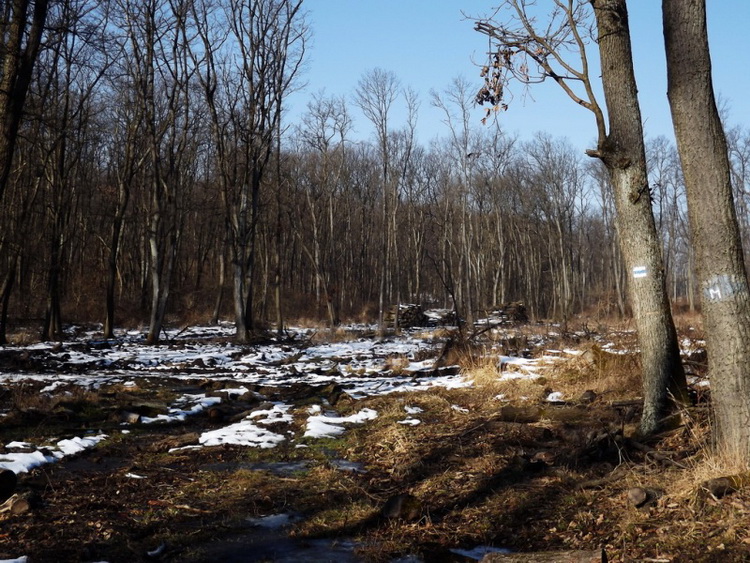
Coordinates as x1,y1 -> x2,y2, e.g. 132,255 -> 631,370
0,493 -> 30,515
497,405 -> 543,423
0,469 -> 17,502
481,549 -> 607,562
149,432 -> 200,452
384,304 -> 427,328
120,411 -> 141,424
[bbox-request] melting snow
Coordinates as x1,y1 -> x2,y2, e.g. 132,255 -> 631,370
304,408 -> 378,438
0,434 -> 107,473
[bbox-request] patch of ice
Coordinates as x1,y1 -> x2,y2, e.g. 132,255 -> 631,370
397,418 -> 421,426
404,406 -> 423,414
0,434 -> 107,473
40,381 -> 66,393
140,394 -> 222,424
0,450 -> 56,474
248,403 -> 293,425
246,513 -> 301,528
451,405 -> 469,413
6,441 -> 32,449
450,546 -> 512,560
546,391 -> 565,402
499,371 -> 541,381
55,435 -> 107,457
304,408 -> 378,438
200,419 -> 286,449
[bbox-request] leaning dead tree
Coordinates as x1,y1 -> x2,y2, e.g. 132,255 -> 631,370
474,0 -> 687,434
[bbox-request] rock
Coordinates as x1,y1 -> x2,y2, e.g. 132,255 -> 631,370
700,473 -> 750,499
627,486 -> 663,508
531,450 -> 557,465
380,493 -> 421,521
579,390 -> 597,404
627,487 -> 649,507
207,406 -> 226,421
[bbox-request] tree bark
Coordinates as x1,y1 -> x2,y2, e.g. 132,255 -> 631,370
0,0 -> 50,205
590,0 -> 687,434
663,0 -> 750,458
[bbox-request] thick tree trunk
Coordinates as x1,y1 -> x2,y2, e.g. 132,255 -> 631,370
211,250 -> 226,325
0,0 -> 49,205
0,256 -> 17,345
663,0 -> 750,458
104,199 -> 127,339
591,0 -> 687,434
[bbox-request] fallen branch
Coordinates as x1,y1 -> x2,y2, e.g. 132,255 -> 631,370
626,439 -> 688,469
481,549 -> 607,562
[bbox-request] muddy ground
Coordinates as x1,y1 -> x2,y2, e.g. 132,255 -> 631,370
0,320 -> 746,562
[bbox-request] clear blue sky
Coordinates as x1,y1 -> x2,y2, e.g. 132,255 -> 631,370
285,1 -> 750,153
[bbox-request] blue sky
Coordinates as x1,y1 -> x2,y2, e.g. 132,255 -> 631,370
285,1 -> 750,153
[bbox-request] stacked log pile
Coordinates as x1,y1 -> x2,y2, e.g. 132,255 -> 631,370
385,304 -> 428,329
493,301 -> 528,323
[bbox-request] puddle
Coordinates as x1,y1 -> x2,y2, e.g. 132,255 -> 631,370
200,459 -> 364,476
195,531 -> 362,562
329,459 -> 365,473
200,460 -> 311,476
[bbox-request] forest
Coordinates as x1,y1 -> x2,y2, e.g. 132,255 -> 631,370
3,0 -> 750,346
6,1 -> 750,561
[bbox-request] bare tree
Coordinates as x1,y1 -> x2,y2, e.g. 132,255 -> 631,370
294,92 -> 351,327
474,0 -> 687,434
190,0 -> 306,342
663,0 -> 750,458
354,68 -> 400,334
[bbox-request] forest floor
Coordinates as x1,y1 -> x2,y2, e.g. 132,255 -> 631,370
0,313 -> 746,562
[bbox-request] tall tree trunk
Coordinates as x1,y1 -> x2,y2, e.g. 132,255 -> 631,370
590,0 -> 687,434
211,248 -> 226,325
663,0 -> 750,458
0,0 -> 49,205
104,181 -> 130,339
0,256 -> 18,345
